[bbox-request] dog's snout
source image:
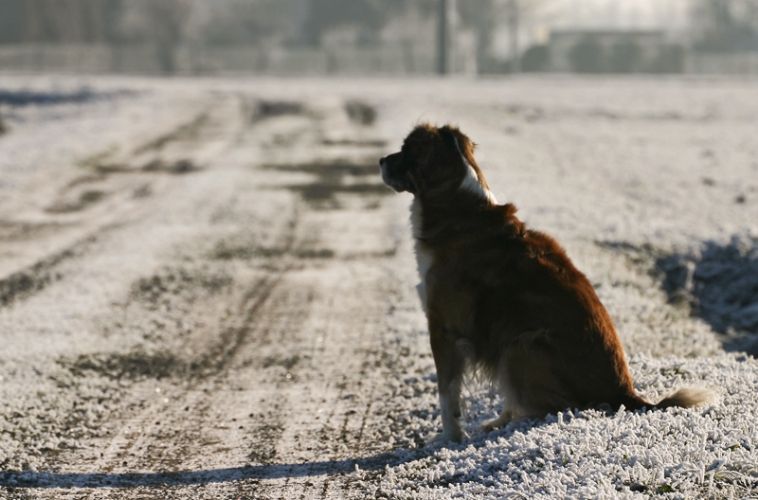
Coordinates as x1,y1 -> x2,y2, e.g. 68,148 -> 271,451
379,156 -> 386,168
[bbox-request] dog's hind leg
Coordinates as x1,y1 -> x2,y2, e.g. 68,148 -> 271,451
482,361 -> 517,431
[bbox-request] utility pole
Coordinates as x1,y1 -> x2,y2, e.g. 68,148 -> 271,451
436,0 -> 449,75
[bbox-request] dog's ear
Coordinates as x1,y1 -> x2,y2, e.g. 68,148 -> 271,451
440,125 -> 477,168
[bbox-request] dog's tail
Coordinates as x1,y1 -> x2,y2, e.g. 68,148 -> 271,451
624,386 -> 716,411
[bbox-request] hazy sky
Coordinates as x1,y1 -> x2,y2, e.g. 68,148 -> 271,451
489,0 -> 692,55
540,0 -> 690,30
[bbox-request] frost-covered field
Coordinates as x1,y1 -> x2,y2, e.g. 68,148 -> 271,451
0,76 -> 756,499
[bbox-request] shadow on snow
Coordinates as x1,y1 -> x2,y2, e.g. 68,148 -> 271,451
0,449 -> 423,489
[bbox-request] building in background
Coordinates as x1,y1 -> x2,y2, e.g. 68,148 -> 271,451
545,29 -> 683,73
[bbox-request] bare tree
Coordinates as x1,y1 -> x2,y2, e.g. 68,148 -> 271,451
120,0 -> 192,74
505,0 -> 520,72
437,0 -> 451,74
456,0 -> 555,74
457,0 -> 496,73
499,0 -> 554,73
0,0 -> 123,43
692,0 -> 758,51
0,0 -> 25,42
199,0 -> 302,46
299,0 -> 405,46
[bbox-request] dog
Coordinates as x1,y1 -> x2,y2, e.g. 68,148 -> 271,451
380,123 -> 713,442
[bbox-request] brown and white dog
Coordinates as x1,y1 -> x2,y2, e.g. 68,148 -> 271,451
380,123 -> 713,442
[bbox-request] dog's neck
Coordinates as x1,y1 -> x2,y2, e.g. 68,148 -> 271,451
410,187 -> 497,308
454,143 -> 498,206
411,180 -> 498,243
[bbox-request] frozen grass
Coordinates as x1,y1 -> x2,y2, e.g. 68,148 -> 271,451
372,354 -> 757,499
0,75 -> 756,499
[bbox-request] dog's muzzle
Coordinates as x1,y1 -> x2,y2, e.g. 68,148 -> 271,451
379,155 -> 412,193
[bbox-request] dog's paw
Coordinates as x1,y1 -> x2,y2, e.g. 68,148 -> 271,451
480,421 -> 498,433
481,411 -> 512,432
424,427 -> 469,446
448,428 -> 469,443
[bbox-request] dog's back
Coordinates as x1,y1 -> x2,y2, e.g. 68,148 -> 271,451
426,203 -> 640,417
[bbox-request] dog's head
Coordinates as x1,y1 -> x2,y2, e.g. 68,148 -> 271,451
379,123 -> 494,204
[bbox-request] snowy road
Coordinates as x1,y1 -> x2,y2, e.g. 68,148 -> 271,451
0,77 -> 756,499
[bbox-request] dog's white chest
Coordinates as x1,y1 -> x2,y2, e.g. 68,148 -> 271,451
415,241 -> 433,313
411,199 -> 433,313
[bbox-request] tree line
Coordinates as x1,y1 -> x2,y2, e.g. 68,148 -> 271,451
0,0 -> 756,74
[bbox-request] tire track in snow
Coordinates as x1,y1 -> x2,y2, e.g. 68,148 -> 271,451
3,92 -> 405,499
0,226 -> 106,306
231,113 -> 406,498
0,100 -> 227,310
47,105 -> 314,495
0,91 -> 272,494
88,199 -> 302,481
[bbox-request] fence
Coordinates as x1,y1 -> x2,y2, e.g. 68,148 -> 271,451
0,43 -> 464,75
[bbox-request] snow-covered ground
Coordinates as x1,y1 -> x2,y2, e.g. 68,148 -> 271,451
0,76 -> 756,499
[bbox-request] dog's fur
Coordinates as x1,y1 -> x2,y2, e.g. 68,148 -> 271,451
380,123 -> 714,442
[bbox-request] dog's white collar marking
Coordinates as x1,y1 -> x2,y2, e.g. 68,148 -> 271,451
454,138 -> 497,204
411,198 -> 432,312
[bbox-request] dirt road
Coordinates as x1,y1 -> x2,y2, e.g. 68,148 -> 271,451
0,84 -> 437,499
1,78 -> 756,499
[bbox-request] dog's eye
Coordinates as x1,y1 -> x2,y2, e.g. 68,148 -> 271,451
403,156 -> 416,170
400,150 -> 416,168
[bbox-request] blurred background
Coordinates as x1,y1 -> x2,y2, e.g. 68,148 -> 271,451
1,2 -> 758,497
1,0 -> 757,76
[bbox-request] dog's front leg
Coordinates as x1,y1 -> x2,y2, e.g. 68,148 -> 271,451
429,322 -> 466,442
